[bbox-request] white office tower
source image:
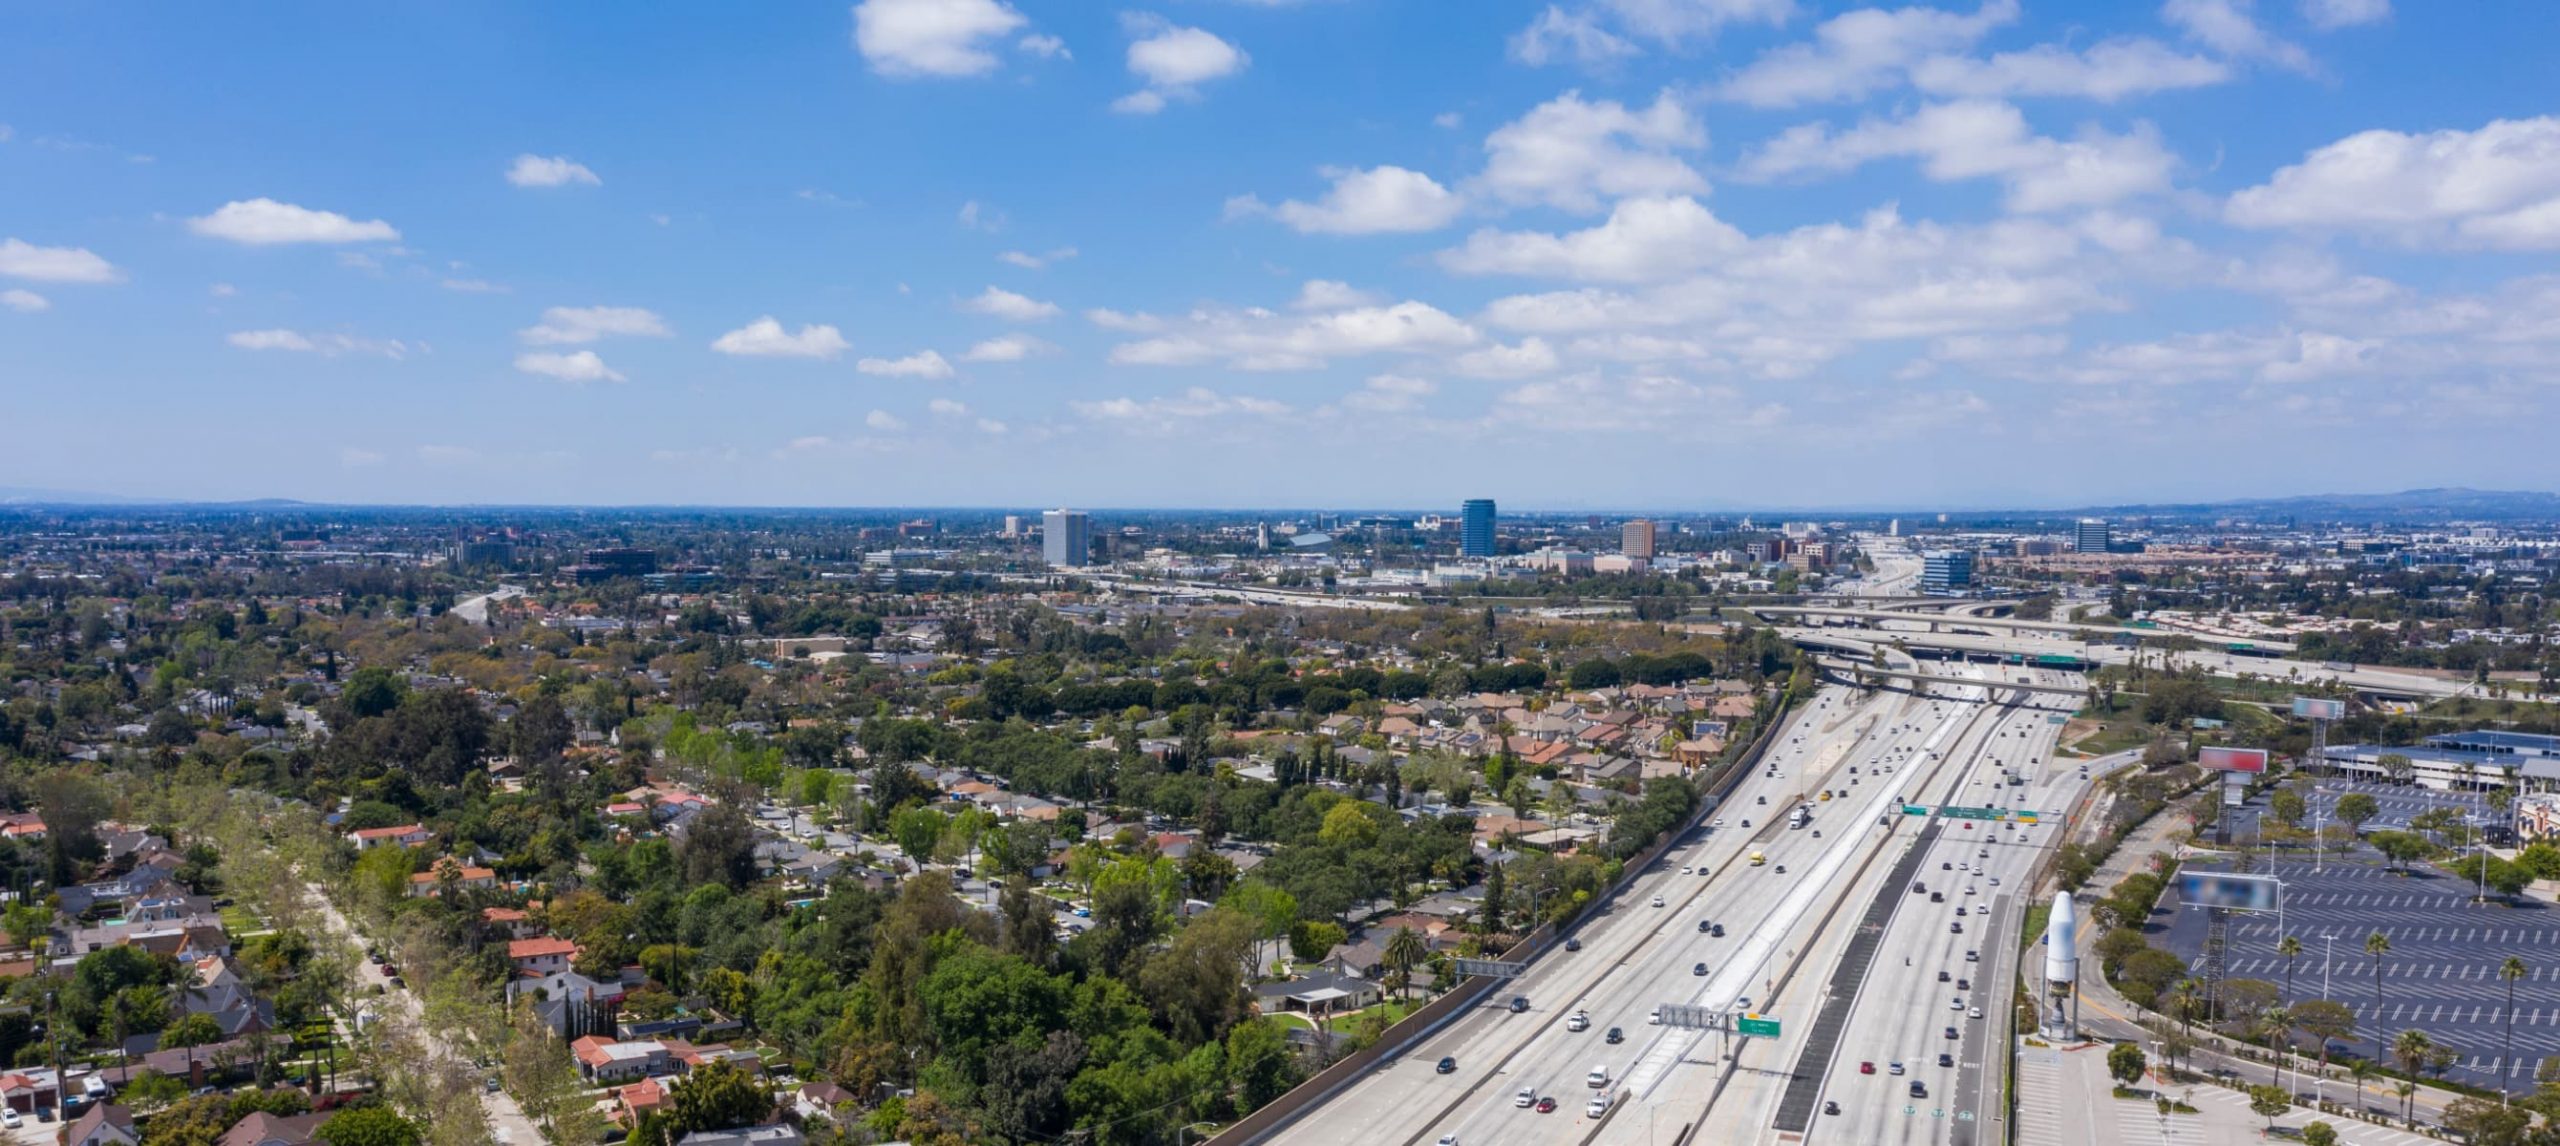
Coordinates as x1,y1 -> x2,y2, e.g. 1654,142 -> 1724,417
2042,891 -> 2081,1038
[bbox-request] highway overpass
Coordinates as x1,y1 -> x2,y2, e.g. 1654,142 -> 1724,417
1750,605 -> 2297,653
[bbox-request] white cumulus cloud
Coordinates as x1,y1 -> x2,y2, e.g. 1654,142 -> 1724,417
961,333 -> 1051,362
1738,99 -> 2177,213
1513,0 -> 1793,66
866,409 -> 908,431
1473,90 -> 1707,213
1116,15 -> 1249,113
2225,116 -> 2560,249
2300,0 -> 2387,29
2163,0 -> 2313,72
2,289 -> 52,313
1108,299 -> 1478,371
857,350 -> 956,378
506,154 -> 601,188
0,238 -> 121,283
515,350 -> 625,383
521,305 -> 672,345
226,329 -> 408,357
1238,166 -> 1465,235
1718,0 -> 2018,107
853,0 -> 1030,78
963,285 -> 1062,321
1910,38 -> 2230,101
711,317 -> 851,358
187,198 -> 399,245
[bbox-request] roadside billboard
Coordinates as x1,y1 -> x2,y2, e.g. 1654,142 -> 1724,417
2291,697 -> 2347,721
2199,746 -> 2269,773
2180,871 -> 2281,914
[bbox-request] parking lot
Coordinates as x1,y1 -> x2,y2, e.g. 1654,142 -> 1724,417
2298,779 -> 2502,836
2161,859 -> 2560,1088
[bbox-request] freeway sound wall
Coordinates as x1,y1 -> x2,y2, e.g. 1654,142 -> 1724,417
1207,689 -> 1794,1145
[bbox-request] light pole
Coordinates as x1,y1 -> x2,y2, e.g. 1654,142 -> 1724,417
2321,934 -> 2335,1001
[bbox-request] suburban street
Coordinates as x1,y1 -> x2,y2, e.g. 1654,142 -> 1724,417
300,881 -> 545,1146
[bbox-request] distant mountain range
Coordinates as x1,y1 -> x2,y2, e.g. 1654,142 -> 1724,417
2072,487 -> 2560,523
0,487 -> 310,508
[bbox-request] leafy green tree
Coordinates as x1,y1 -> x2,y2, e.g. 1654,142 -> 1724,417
2443,1096 -> 2531,1146
2333,792 -> 2380,834
676,801 -> 759,890
2300,1120 -> 2337,1146
2291,999 -> 2356,1089
2269,787 -> 2306,831
1289,920 -> 1346,964
342,667 -> 407,719
141,1093 -> 237,1146
663,1060 -> 771,1136
316,1107 -> 424,1146
2108,1042 -> 2147,1088
2246,1083 -> 2290,1130
893,806 -> 950,867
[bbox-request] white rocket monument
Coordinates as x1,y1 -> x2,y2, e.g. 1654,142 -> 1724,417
2042,890 -> 2081,1038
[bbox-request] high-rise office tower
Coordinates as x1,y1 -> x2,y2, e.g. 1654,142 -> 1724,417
1043,509 -> 1092,567
2075,518 -> 2111,554
1461,499 -> 1497,557
1621,519 -> 1657,560
1922,549 -> 1974,592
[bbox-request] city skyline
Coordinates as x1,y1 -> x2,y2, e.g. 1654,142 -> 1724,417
8,2 -> 2560,507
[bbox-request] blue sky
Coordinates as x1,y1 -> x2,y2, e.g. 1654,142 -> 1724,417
5,0 -> 2559,510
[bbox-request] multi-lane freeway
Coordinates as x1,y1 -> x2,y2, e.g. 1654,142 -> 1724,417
1278,662 -> 2094,1146
1804,671 -> 2080,1146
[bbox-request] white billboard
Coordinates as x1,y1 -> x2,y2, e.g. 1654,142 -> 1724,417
2291,697 -> 2347,721
2180,871 -> 2281,914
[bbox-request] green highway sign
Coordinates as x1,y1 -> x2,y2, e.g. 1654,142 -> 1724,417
2014,811 -> 2040,823
1941,805 -> 2003,820
1737,1014 -> 1781,1038
1902,804 -> 1931,816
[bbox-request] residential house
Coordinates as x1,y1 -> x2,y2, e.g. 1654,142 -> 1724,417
0,1068 -> 56,1114
407,858 -> 499,898
506,969 -> 623,1039
218,1112 -> 327,1146
674,1126 -> 803,1146
64,1102 -> 137,1146
345,824 -> 432,850
508,936 -> 580,978
482,907 -> 541,940
616,1077 -> 669,1124
789,1082 -> 856,1126
569,1035 -> 671,1083
1249,968 -> 1381,1017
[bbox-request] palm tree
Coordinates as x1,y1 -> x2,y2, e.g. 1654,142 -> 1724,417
2502,956 -> 2529,1104
1383,926 -> 1427,1003
2348,1058 -> 2374,1111
2172,979 -> 2202,1039
2261,1006 -> 2293,1091
2365,932 -> 2391,1025
2392,1029 -> 2434,1126
2278,935 -> 2303,1002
